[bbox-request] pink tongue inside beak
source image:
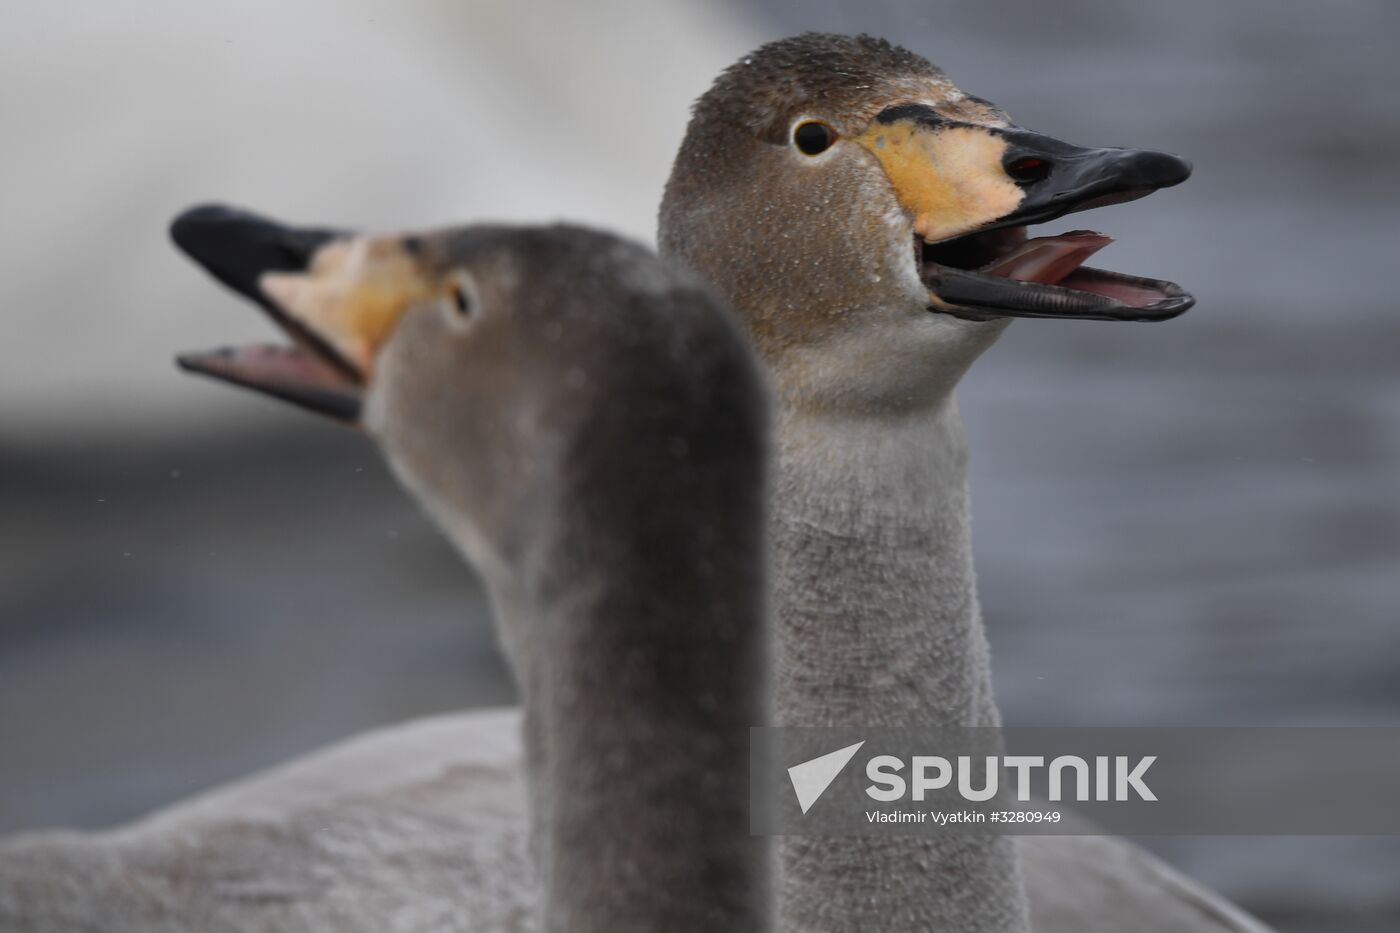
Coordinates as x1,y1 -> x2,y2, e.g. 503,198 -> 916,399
181,343 -> 357,393
982,231 -> 1113,285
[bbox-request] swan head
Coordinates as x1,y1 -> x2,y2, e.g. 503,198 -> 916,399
660,32 -> 1193,414
172,206 -> 767,578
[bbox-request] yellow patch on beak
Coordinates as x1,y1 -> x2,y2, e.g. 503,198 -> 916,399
855,121 -> 1026,243
261,236 -> 435,376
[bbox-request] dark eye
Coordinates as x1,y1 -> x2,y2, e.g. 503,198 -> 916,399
442,271 -> 479,328
450,281 -> 473,313
793,120 -> 836,156
449,279 -> 473,317
1006,155 -> 1052,184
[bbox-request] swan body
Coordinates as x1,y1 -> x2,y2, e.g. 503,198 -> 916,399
0,713 -> 534,933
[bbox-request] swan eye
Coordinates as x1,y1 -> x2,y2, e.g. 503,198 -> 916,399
443,271 -> 479,328
1006,155 -> 1052,184
450,283 -> 472,316
793,121 -> 836,156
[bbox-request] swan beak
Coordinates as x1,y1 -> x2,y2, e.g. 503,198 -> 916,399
855,113 -> 1029,244
855,106 -> 1195,322
172,205 -> 433,422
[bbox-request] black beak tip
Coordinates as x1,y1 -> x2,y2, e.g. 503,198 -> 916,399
1142,292 -> 1196,321
170,203 -> 284,304
1127,149 -> 1192,190
170,203 -> 239,255
174,347 -> 231,374
169,203 -> 340,308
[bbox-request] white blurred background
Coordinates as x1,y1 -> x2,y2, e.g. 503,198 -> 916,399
3,2 -> 1398,930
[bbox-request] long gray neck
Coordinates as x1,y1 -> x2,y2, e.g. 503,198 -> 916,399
773,393 -> 1030,932
488,465 -> 770,933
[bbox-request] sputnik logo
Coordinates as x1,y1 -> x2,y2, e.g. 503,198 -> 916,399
787,741 -> 865,814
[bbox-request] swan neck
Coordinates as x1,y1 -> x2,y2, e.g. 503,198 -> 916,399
772,393 -> 1031,932
773,393 -> 995,726
495,473 -> 771,933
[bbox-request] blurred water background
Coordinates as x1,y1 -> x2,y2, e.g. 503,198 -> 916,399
2,1 -> 1397,930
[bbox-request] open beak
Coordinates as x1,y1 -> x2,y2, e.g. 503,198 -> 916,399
172,204 -> 430,422
856,105 -> 1194,322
